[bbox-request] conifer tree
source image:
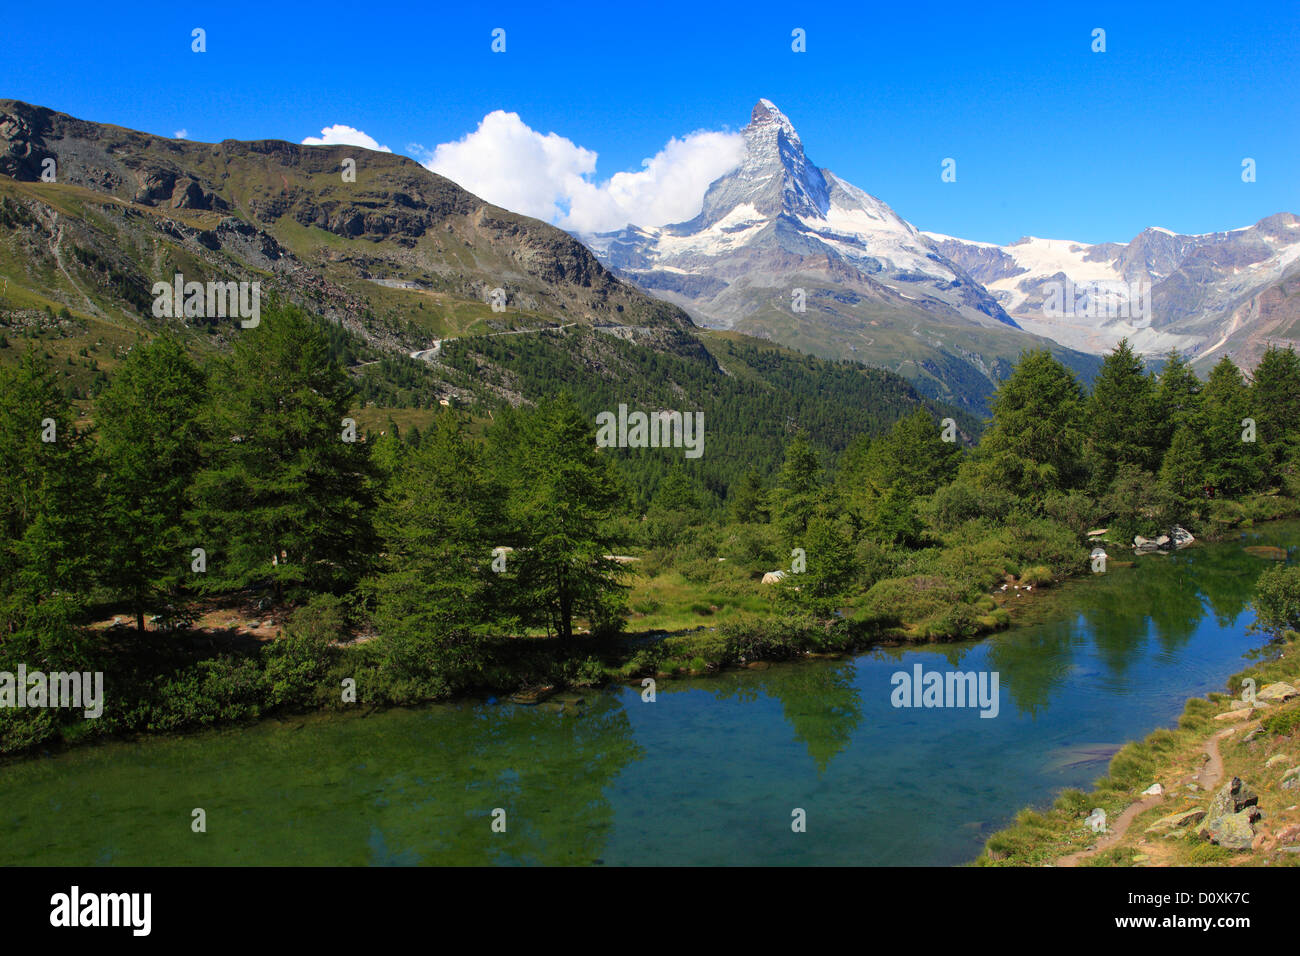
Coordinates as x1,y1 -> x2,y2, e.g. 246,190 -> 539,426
1250,345 -> 1300,480
1085,339 -> 1159,489
1198,357 -> 1265,497
189,304 -> 376,600
0,351 -> 97,663
96,337 -> 206,631
498,394 -> 629,641
369,413 -> 502,684
730,467 -> 770,524
976,350 -> 1087,499
773,434 -> 823,541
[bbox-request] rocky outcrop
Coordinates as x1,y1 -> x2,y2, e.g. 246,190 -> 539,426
1200,777 -> 1262,849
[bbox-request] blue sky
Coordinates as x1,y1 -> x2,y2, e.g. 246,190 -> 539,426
2,0 -> 1296,244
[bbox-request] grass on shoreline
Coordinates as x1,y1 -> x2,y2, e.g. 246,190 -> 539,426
976,630 -> 1300,867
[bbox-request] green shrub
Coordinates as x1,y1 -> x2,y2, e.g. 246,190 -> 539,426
729,522 -> 782,573
0,707 -> 57,753
1006,519 -> 1081,576
563,656 -> 607,687
1018,565 -> 1053,586
921,602 -> 982,640
852,538 -> 897,591
148,656 -> 267,731
262,595 -> 343,708
1261,705 -> 1300,737
715,614 -> 821,661
924,479 -> 1015,532
862,575 -> 961,625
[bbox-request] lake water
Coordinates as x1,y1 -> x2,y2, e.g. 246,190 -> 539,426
2,522 -> 1295,866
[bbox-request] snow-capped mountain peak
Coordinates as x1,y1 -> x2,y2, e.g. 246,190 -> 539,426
584,99 -> 1013,333
684,98 -> 830,228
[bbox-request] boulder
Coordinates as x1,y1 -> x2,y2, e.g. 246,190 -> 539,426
1257,682 -> 1298,702
1142,783 -> 1164,796
1202,810 -> 1258,849
761,570 -> 787,585
1171,526 -> 1195,548
1264,754 -> 1291,768
1282,767 -> 1300,791
1208,777 -> 1259,818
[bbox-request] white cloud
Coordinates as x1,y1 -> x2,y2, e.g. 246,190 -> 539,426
301,124 -> 391,153
422,111 -> 744,234
174,129 -> 188,139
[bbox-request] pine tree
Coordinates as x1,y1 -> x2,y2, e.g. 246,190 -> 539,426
1157,422 -> 1208,510
1085,339 -> 1159,489
1250,345 -> 1300,481
842,407 -> 961,500
188,304 -> 377,600
0,351 -> 97,664
1198,357 -> 1265,496
1153,350 -> 1203,458
782,513 -> 856,616
498,394 -> 630,641
368,414 -> 503,684
730,467 -> 770,524
96,337 -> 205,631
646,466 -> 706,547
861,483 -> 924,548
368,419 -> 406,481
773,434 -> 823,541
976,350 -> 1087,499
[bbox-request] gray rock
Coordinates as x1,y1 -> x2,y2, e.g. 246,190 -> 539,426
1208,777 -> 1259,818
1202,810 -> 1257,849
1257,682 -> 1298,702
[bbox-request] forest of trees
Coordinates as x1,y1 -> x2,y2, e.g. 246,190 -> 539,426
3,301 -> 1300,751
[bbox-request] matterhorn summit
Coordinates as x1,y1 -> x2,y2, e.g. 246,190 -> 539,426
583,99 -> 1012,337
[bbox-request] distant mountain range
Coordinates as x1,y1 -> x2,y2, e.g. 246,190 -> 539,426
3,97 -> 1293,425
927,215 -> 1300,372
581,99 -> 1300,401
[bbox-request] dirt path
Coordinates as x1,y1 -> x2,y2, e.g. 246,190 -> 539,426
1055,728 -> 1232,867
